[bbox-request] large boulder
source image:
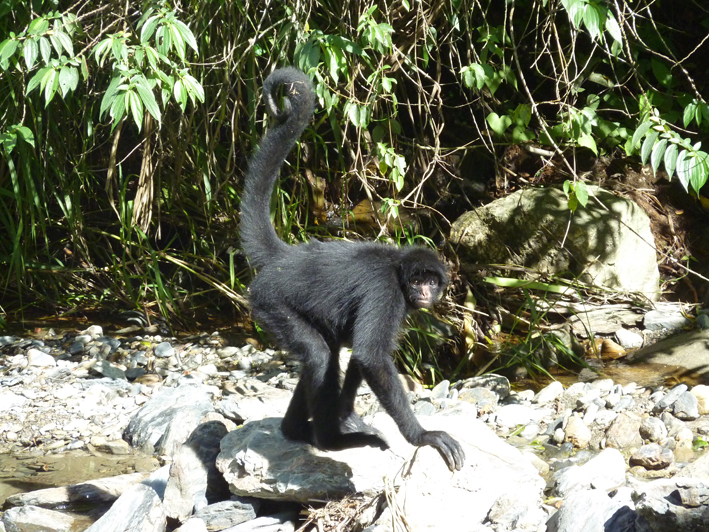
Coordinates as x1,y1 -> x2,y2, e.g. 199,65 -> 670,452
450,186 -> 660,300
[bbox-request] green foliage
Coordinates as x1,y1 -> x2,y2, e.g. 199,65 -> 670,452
1,0 -> 708,335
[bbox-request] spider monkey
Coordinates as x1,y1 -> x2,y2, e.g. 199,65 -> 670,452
240,67 -> 464,471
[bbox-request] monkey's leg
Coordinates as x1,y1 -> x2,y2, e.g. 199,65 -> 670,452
339,361 -> 388,445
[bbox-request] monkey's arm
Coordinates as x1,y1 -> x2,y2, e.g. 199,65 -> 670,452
352,305 -> 465,471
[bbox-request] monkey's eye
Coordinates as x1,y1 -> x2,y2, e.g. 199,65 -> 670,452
428,278 -> 438,287
412,279 -> 421,286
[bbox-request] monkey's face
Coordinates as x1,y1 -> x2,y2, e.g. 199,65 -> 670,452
407,273 -> 444,309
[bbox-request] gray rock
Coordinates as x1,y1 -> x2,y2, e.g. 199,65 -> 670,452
5,472 -> 150,509
154,342 -> 176,358
430,380 -> 450,400
681,450 -> 709,478
628,330 -> 709,377
691,385 -> 709,415
173,518 -> 208,532
2,505 -> 75,532
164,421 -> 231,521
605,413 -> 642,449
673,392 -> 700,420
552,448 -> 627,497
495,404 -> 546,428
458,373 -> 511,400
653,384 -> 689,413
696,313 -> 709,329
26,348 -> 56,367
630,443 -> 674,470
533,381 -> 564,404
457,387 -> 498,414
615,328 -> 644,349
123,383 -> 215,457
640,417 -> 668,442
449,186 -> 661,300
142,465 -> 171,501
633,477 -> 709,532
93,360 -> 127,380
225,512 -> 298,531
193,499 -> 259,530
644,309 -> 692,331
547,488 -> 636,532
565,416 -> 592,448
84,484 -> 166,532
215,380 -> 291,423
216,415 -> 546,531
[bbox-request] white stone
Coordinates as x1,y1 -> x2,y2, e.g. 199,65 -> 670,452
27,348 -> 56,367
690,384 -> 709,415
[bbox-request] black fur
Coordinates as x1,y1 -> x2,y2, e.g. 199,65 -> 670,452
241,67 -> 465,471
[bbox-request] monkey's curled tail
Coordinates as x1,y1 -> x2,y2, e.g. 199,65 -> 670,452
240,67 -> 316,269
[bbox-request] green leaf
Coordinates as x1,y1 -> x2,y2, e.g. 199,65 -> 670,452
43,69 -> 59,106
605,13 -> 622,43
689,152 -> 709,194
54,30 -> 73,57
575,181 -> 589,206
512,126 -> 535,143
156,26 -> 171,56
134,75 -> 161,122
111,37 -> 125,63
127,90 -> 143,130
58,66 -> 78,97
16,126 -> 35,147
583,4 -> 601,41
486,112 -> 512,136
683,101 -> 698,128
23,38 -> 38,69
28,18 -> 50,36
173,19 -> 198,53
631,121 -> 652,151
39,36 -> 51,64
110,90 -> 126,122
664,143 -> 679,180
652,59 -> 673,88
100,75 -> 123,118
675,149 -> 689,191
0,38 -> 18,65
140,15 -> 160,43
650,138 -> 667,175
27,67 -> 50,94
184,74 -> 204,103
641,131 -> 659,164
578,133 -> 598,155
325,48 -> 338,83
168,23 -> 185,60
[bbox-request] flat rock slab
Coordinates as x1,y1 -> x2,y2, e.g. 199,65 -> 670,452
216,414 -> 546,531
628,330 -> 709,384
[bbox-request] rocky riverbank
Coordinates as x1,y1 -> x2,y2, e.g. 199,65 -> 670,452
1,325 -> 708,531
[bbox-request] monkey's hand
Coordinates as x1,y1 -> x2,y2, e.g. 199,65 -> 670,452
416,430 -> 466,471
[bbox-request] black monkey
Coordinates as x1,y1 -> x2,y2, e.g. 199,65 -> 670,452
241,67 -> 465,472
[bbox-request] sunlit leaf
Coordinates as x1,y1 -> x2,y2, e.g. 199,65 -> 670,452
27,67 -> 50,94
140,15 -> 160,43
54,30 -> 73,57
58,66 -> 78,97
135,75 -> 161,122
605,13 -> 622,43
631,121 -> 652,150
683,101 -> 698,128
127,90 -> 143,130
650,138 -> 667,175
641,131 -> 659,164
675,149 -> 689,191
23,38 -> 38,70
663,143 -> 679,179
36,37 -> 52,66
173,19 -> 198,53
486,112 -> 512,136
28,18 -> 49,36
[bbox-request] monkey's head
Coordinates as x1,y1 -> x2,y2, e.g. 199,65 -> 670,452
399,248 -> 448,310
